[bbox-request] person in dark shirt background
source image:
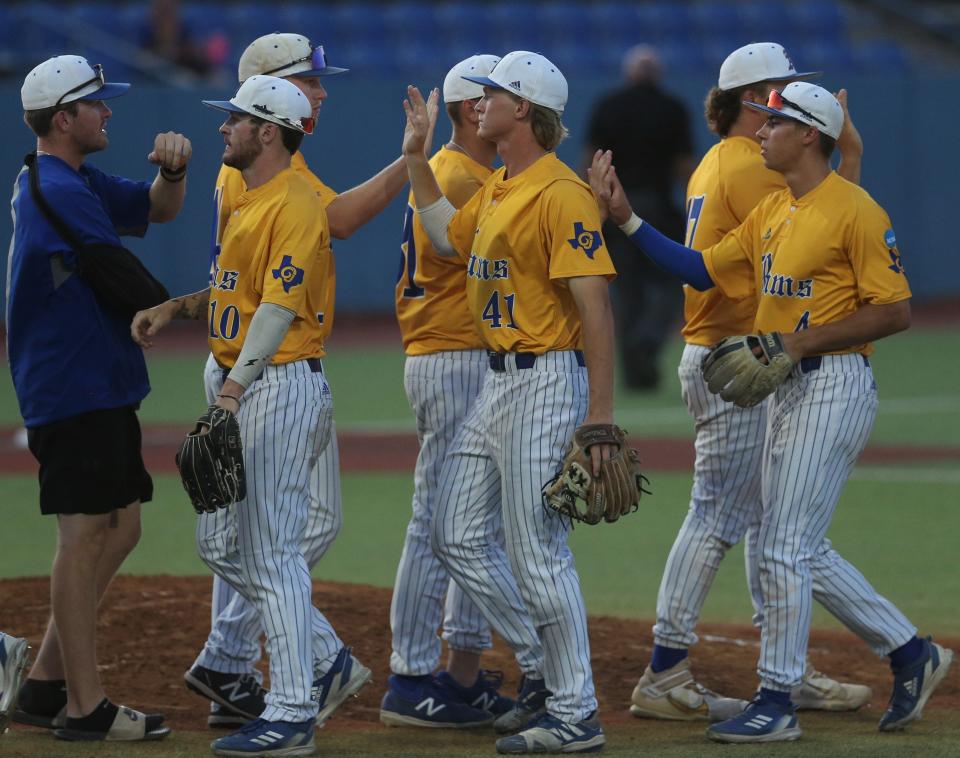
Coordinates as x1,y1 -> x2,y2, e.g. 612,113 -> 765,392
584,45 -> 695,390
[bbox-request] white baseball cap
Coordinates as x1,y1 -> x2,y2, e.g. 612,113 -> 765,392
203,75 -> 315,134
238,32 -> 348,83
463,50 -> 568,114
744,82 -> 844,139
443,54 -> 501,103
21,55 -> 130,111
718,42 -> 820,91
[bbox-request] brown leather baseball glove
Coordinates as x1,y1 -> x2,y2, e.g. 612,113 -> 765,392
543,424 -> 649,525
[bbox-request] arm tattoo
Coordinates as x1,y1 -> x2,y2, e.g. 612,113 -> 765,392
172,289 -> 210,320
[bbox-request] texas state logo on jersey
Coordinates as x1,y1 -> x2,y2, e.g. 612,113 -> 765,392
701,172 -> 910,355
208,168 -> 330,368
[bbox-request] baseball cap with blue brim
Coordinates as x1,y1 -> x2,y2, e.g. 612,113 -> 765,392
462,50 -> 568,114
718,42 -> 820,91
203,75 -> 315,134
743,82 -> 843,139
443,54 -> 501,103
239,33 -> 348,82
21,56 -> 130,110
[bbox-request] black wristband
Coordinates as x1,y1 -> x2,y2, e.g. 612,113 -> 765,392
160,165 -> 187,182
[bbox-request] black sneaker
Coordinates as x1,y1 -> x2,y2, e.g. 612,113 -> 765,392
183,665 -> 266,720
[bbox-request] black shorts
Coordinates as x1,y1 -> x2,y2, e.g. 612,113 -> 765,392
27,405 -> 154,516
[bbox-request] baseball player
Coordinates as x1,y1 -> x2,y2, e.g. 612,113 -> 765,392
592,82 -> 953,742
383,54 -> 533,728
131,75 -> 370,756
1,633 -> 29,734
182,33 -> 432,730
622,43 -> 873,722
9,55 -> 187,742
402,51 -> 619,754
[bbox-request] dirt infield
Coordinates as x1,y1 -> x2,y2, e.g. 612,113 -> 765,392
3,575 -> 957,736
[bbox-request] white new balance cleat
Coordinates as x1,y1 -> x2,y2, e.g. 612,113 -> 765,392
630,659 -> 747,722
792,664 -> 872,711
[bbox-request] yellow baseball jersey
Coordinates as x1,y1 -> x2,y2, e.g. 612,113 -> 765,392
446,153 -> 616,353
209,167 -> 330,367
396,146 -> 491,355
213,151 -> 338,354
702,171 -> 911,356
683,136 -> 785,346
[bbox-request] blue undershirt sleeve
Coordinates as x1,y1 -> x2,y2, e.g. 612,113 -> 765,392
625,220 -> 715,291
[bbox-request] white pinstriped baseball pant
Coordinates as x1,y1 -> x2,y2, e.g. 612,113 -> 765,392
194,358 -> 343,722
195,352 -> 343,680
432,350 -> 596,722
390,350 -> 498,675
655,346 -> 916,685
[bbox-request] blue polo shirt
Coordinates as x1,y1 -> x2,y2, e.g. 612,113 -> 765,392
6,154 -> 153,427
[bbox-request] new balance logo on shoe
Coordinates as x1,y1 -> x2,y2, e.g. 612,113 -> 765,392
903,679 -> 919,697
745,714 -> 773,730
220,679 -> 252,704
472,692 -> 496,711
414,698 -> 446,717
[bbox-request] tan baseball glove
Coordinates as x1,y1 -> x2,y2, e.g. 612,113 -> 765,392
543,424 -> 649,525
701,332 -> 796,408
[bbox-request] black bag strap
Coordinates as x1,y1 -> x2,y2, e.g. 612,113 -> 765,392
25,152 -> 87,254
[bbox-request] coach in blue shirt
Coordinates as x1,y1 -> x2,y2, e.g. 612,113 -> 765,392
7,55 -> 190,741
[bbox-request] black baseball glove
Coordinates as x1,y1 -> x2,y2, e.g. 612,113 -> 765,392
175,405 -> 246,514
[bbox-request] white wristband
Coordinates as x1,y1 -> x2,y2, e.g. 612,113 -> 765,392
618,213 -> 643,236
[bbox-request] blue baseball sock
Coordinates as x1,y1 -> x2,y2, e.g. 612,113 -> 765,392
889,636 -> 925,669
650,645 -> 688,673
759,688 -> 792,708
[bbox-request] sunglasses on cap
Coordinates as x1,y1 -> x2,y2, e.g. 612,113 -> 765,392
263,44 -> 330,77
766,89 -> 826,128
56,63 -> 105,106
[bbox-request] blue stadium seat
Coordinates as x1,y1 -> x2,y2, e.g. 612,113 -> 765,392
329,2 -> 387,45
224,3 -> 278,44
16,3 -> 72,64
738,1 -> 792,41
852,41 -> 908,71
659,38 -> 710,74
180,2 -> 229,37
798,40 -> 854,71
787,0 -> 847,41
383,1 -> 441,41
689,1 -> 742,39
590,0 -> 642,36
635,2 -> 692,41
487,1 -> 543,53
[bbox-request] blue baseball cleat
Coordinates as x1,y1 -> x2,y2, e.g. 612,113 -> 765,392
495,711 -> 605,754
435,669 -> 516,717
879,637 -> 954,731
312,646 -> 371,725
210,717 -> 315,756
493,674 -> 551,734
380,674 -> 494,728
706,695 -> 802,743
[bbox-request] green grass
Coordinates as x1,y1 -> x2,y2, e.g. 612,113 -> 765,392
4,711 -> 960,757
2,328 -> 957,444
4,469 -> 957,633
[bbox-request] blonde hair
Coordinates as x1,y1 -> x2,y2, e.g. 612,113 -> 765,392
529,103 -> 569,151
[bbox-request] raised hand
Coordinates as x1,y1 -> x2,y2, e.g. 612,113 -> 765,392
834,88 -> 863,159
402,85 -> 431,157
423,87 -> 440,156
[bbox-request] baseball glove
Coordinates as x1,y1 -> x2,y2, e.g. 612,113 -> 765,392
543,424 -> 649,525
701,332 -> 796,408
175,405 -> 246,514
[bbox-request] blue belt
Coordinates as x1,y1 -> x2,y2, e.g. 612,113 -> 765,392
800,355 -> 870,374
219,357 -> 323,384
488,350 -> 585,372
